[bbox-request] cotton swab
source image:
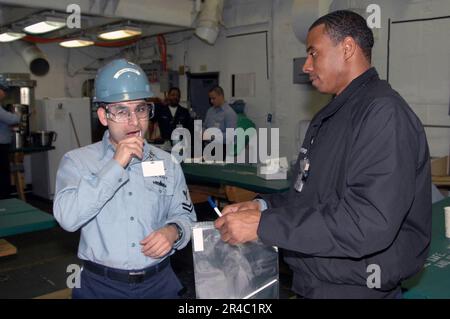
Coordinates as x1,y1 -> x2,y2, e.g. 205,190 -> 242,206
207,196 -> 222,217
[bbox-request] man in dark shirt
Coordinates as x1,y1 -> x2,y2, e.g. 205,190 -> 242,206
215,10 -> 431,299
153,87 -> 193,142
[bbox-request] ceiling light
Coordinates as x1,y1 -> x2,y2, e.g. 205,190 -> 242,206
98,26 -> 142,40
0,31 -> 26,42
59,39 -> 94,48
23,17 -> 66,34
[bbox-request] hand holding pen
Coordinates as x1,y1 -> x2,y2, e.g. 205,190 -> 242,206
212,197 -> 262,245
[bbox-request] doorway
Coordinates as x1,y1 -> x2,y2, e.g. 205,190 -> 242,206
187,72 -> 219,120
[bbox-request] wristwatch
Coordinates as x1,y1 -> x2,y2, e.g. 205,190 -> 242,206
168,223 -> 183,244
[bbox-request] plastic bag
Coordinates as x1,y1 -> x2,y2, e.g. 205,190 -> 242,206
191,221 -> 279,299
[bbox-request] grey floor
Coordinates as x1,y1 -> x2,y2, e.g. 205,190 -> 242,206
0,195 -> 295,299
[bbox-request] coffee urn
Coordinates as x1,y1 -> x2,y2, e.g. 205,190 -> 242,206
0,73 -> 36,146
7,104 -> 30,147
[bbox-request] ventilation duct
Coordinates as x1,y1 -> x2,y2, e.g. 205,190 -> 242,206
10,40 -> 50,76
195,0 -> 224,45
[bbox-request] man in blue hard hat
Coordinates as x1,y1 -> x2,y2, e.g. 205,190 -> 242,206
53,59 -> 197,299
0,76 -> 20,199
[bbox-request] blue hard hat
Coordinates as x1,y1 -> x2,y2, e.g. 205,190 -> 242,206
0,74 -> 9,91
93,59 -> 153,103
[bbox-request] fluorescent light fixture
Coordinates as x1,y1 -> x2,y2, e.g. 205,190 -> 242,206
59,39 -> 94,48
0,31 -> 26,42
98,26 -> 142,40
23,18 -> 66,34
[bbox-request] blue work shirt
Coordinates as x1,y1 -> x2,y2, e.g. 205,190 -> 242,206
0,106 -> 19,144
204,103 -> 238,144
53,130 -> 197,270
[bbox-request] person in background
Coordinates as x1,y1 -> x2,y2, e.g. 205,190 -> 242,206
202,86 -> 238,160
215,10 -> 431,299
53,59 -> 196,299
0,76 -> 19,199
204,86 -> 237,142
152,87 -> 193,143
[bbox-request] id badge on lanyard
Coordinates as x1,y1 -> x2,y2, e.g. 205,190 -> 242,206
294,156 -> 310,193
294,119 -> 321,193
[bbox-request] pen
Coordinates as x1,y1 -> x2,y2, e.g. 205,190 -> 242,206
207,196 -> 222,217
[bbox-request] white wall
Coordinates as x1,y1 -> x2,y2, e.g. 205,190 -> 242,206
165,0 -> 450,161
270,0 -> 331,161
330,0 -> 450,158
0,42 -> 126,139
1,0 -> 448,163
166,0 -> 273,126
0,42 -> 123,99
167,0 -> 332,162
389,17 -> 450,157
0,41 -> 121,185
164,0 -> 331,161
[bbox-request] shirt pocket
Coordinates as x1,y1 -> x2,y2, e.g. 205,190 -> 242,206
143,174 -> 175,230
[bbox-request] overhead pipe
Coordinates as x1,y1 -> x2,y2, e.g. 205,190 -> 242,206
10,40 -> 50,76
20,34 -> 140,47
157,35 -> 167,71
195,0 -> 224,45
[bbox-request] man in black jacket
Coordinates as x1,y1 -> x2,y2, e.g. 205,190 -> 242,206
153,87 -> 193,142
215,10 -> 431,299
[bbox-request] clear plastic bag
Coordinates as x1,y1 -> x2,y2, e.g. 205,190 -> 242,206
191,221 -> 279,299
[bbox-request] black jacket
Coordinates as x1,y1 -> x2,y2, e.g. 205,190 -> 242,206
153,104 -> 193,140
259,68 -> 431,298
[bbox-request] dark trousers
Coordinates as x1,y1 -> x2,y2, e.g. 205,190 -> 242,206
0,144 -> 11,199
72,262 -> 183,299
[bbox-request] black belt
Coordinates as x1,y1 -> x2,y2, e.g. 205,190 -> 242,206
83,258 -> 170,284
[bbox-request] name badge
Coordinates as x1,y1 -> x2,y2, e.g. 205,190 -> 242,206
294,157 -> 310,193
142,161 -> 165,177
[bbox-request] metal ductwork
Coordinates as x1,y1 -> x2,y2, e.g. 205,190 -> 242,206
195,0 -> 224,45
10,40 -> 50,76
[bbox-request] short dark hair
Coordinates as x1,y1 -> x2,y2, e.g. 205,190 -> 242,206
208,86 -> 224,96
168,87 -> 180,95
309,10 -> 374,62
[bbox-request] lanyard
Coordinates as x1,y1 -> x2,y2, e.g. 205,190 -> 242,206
294,121 -> 321,193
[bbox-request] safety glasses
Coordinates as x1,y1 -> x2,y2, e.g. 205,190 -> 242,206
105,102 -> 155,123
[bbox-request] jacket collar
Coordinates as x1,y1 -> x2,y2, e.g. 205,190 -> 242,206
317,67 -> 379,121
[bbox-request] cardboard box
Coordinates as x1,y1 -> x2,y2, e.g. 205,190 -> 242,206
431,156 -> 449,176
257,157 -> 289,180
431,156 -> 450,197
